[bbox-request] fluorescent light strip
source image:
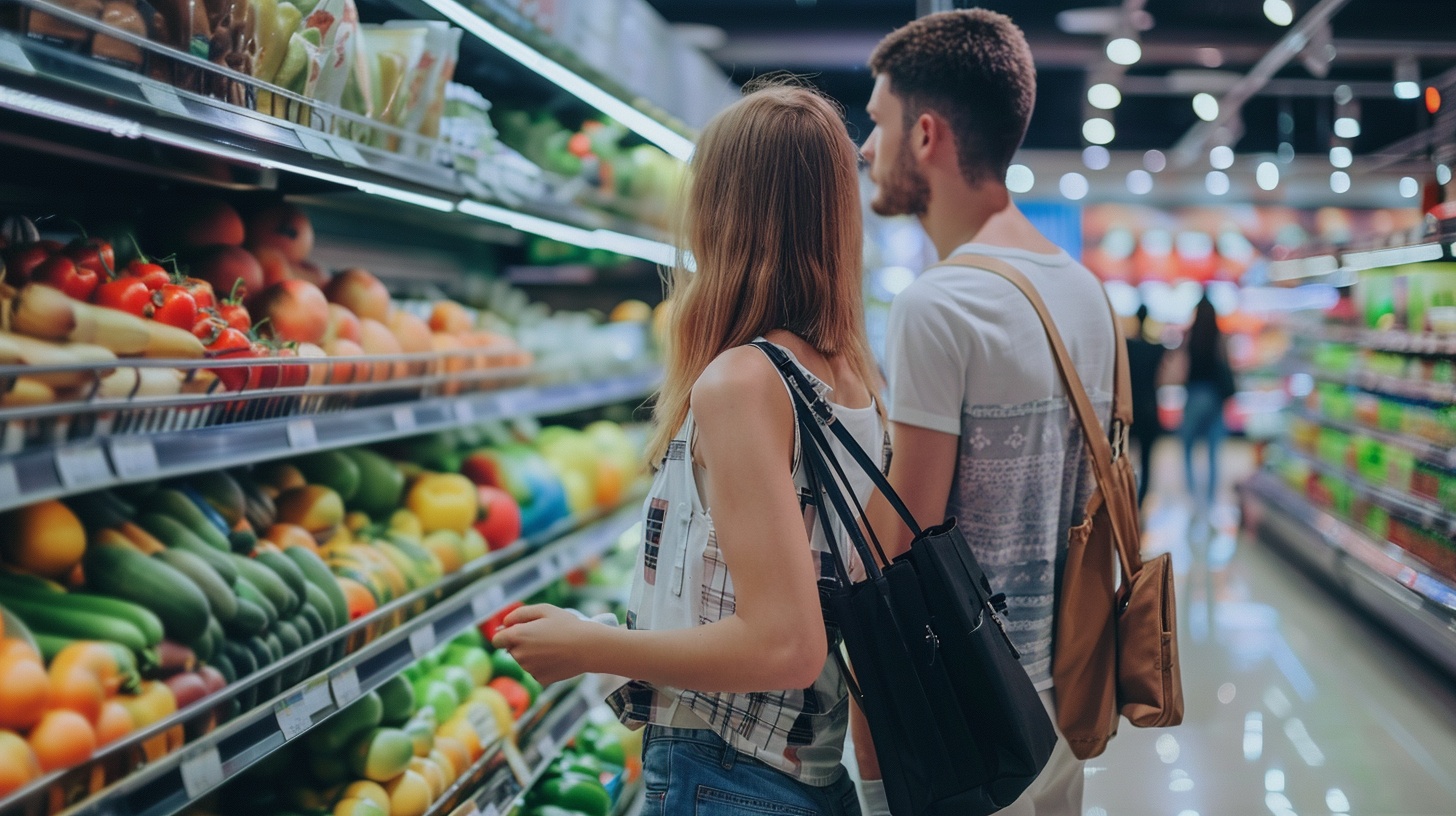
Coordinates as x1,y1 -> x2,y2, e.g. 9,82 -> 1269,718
1343,242 -> 1444,271
458,199 -> 676,266
0,85 -> 142,137
417,0 -> 694,162
356,181 -> 455,212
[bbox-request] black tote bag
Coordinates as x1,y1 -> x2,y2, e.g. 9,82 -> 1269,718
752,342 -> 1056,816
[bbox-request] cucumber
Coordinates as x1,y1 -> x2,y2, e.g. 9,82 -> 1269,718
233,578 -> 279,627
53,593 -> 165,647
230,554 -> 299,617
153,549 -> 239,623
191,618 -> 219,662
302,583 -> 339,631
210,650 -> 237,684
258,633 -> 284,698
3,595 -> 149,654
255,551 -> 308,611
80,542 -> 211,644
0,567 -> 65,596
139,512 -> 239,584
144,488 -> 232,551
262,632 -> 285,664
221,640 -> 258,709
273,621 -> 305,686
224,597 -> 270,638
294,606 -> 325,644
282,547 -> 349,629
178,485 -> 232,538
229,529 -> 258,555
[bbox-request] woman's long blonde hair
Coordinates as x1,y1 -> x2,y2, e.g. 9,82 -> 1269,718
646,82 -> 879,466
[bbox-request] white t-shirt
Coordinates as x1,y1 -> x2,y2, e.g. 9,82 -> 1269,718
884,242 -> 1116,689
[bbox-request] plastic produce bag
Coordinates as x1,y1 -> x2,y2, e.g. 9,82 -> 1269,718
382,19 -> 459,157
358,24 -> 426,150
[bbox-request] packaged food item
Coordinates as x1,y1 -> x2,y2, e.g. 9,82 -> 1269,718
441,82 -> 495,173
90,0 -> 148,69
357,24 -> 425,149
142,0 -> 207,87
24,0 -> 103,51
382,20 -> 459,157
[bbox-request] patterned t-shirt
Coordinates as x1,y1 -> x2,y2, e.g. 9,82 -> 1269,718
885,243 -> 1116,690
606,343 -> 884,786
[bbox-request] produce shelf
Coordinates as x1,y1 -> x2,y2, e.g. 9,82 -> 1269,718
0,504 -> 641,816
1310,367 -> 1456,406
1291,407 -> 1456,472
0,25 -> 675,259
1273,443 -> 1456,538
0,366 -> 660,513
1241,473 -> 1456,678
1313,325 -> 1456,358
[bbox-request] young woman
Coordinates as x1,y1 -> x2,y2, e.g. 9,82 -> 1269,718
489,83 -> 881,816
1179,294 -> 1234,510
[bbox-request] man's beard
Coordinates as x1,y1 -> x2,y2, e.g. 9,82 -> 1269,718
870,138 -> 930,217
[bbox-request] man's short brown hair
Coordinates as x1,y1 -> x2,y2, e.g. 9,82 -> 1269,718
869,9 -> 1036,186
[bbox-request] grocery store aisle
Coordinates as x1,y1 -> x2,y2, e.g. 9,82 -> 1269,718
1083,440 -> 1456,816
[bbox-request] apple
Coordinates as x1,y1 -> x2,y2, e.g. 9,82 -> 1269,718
324,268 -> 392,323
428,301 -> 473,334
473,485 -> 521,550
252,244 -> 297,286
170,199 -> 245,248
387,310 -> 433,375
358,318 -> 404,381
251,279 -> 329,344
189,245 -> 264,300
246,202 -> 314,263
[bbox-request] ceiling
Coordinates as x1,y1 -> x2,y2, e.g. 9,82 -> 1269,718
644,0 -> 1456,204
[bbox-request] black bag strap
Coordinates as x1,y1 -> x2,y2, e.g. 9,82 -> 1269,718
750,341 -> 924,541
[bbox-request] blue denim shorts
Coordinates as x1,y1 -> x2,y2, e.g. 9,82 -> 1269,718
639,725 -> 862,816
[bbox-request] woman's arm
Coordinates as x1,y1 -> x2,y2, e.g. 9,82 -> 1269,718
493,348 -> 829,692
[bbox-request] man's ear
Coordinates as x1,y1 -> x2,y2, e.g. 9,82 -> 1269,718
912,111 -> 950,166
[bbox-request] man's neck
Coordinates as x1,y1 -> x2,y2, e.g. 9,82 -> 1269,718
920,182 -> 1062,260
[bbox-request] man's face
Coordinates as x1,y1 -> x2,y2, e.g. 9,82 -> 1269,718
863,74 -> 930,217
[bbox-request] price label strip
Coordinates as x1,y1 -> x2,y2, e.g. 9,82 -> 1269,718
296,128 -> 339,160
274,691 -> 312,741
140,83 -> 189,116
467,703 -> 499,746
409,625 -> 436,658
56,444 -> 112,489
109,437 -> 159,479
0,37 -> 36,73
393,407 -> 417,432
179,745 -> 224,798
0,460 -> 20,505
286,419 -> 318,449
330,667 -> 361,707
500,740 -> 532,786
471,584 -> 508,621
453,401 -> 475,425
332,140 -> 367,166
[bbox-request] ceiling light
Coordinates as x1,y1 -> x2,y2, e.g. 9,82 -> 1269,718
1060,172 -> 1090,201
1399,177 -> 1419,198
1196,48 -> 1224,68
1210,145 -> 1234,169
1088,83 -> 1122,110
1277,142 -> 1295,163
1439,164 -> 1452,185
1392,56 -> 1419,99
457,200 -> 678,265
1256,161 -> 1280,190
1394,81 -> 1420,100
1106,38 -> 1142,66
1206,171 -> 1230,196
1083,145 -> 1111,170
1330,170 -> 1350,193
1329,146 -> 1352,168
1144,150 -> 1167,173
1083,118 -> 1116,145
1126,169 -> 1153,195
1333,84 -> 1354,106
1263,0 -> 1294,26
1334,117 -> 1361,139
1193,93 -> 1220,122
417,0 -> 694,161
1006,163 -> 1035,193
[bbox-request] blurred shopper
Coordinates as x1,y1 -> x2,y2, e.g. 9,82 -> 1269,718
855,9 -> 1118,815
490,81 -> 878,816
1127,305 -> 1166,506
1180,295 -> 1235,511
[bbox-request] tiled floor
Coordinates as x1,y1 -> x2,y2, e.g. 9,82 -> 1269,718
1084,439 -> 1456,816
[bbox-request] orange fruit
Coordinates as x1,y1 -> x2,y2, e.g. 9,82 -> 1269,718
95,700 -> 134,746
47,666 -> 106,724
27,710 -> 96,772
2,500 -> 86,579
0,642 -> 49,731
0,730 -> 41,796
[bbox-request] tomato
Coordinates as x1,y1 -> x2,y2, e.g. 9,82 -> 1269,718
2,243 -> 56,284
479,601 -> 523,644
248,343 -> 281,389
276,345 -> 307,388
64,237 -> 115,279
192,314 -> 226,345
217,300 -> 251,333
124,260 -> 170,290
92,277 -> 151,315
205,328 -> 255,391
33,255 -> 100,301
146,284 -> 198,330
178,277 -> 216,311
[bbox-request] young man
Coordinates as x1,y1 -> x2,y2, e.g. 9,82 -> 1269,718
853,9 -> 1118,816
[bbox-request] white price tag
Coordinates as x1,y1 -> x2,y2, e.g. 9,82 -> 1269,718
296,129 -> 339,159
179,745 -> 223,798
274,693 -> 312,740
501,740 -> 531,785
109,437 -> 159,479
0,37 -> 35,73
409,625 -> 436,658
333,140 -> 367,165
536,733 -> 556,762
467,703 -> 498,745
471,584 -> 507,620
56,445 -> 112,489
286,419 -> 318,449
393,407 -> 417,432
302,676 -> 333,715
330,667 -> 361,707
482,804 -> 499,816
0,461 -> 20,504
140,83 -> 188,116
453,401 -> 475,425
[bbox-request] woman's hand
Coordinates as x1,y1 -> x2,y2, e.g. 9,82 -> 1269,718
490,604 -> 597,685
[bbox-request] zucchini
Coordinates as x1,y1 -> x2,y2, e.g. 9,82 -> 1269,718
233,577 -> 279,627
190,617 -> 219,662
221,640 -> 258,709
256,634 -> 283,699
178,485 -> 231,539
302,582 -> 339,631
254,551 -> 308,612
262,632 -> 284,663
143,488 -> 232,551
153,549 -> 239,623
210,650 -> 237,684
139,512 -> 239,584
64,593 -> 166,647
282,547 -> 348,629
223,597 -> 270,638
294,605 -> 325,644
82,541 -> 212,644
0,567 -> 65,596
273,620 -> 305,686
3,595 -> 149,654
230,555 -> 299,617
